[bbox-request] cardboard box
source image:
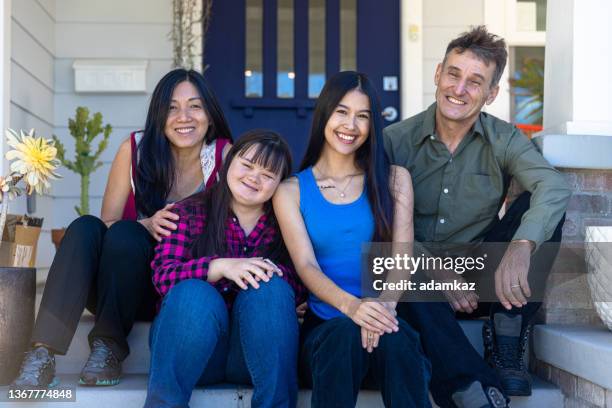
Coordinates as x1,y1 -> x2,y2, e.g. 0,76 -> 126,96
0,215 -> 42,267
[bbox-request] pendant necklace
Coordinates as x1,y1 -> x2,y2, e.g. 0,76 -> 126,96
317,170 -> 356,198
336,174 -> 354,198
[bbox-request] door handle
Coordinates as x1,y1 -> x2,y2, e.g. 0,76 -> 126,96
382,106 -> 398,122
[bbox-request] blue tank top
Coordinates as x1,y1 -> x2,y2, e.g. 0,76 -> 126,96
296,167 -> 374,320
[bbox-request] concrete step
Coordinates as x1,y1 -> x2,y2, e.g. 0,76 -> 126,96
0,374 -> 562,407
54,317 -> 489,375
24,291 -> 563,407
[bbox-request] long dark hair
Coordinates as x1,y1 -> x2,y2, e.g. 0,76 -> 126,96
135,68 -> 233,217
300,71 -> 393,241
191,129 -> 293,260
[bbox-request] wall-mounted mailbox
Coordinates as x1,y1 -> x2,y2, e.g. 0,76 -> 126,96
73,60 -> 148,93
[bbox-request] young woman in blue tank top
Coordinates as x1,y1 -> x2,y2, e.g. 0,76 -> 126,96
274,71 -> 432,407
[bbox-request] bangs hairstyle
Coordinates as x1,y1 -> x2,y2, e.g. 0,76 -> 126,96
191,129 -> 293,260
300,71 -> 393,241
135,68 -> 233,218
443,25 -> 508,87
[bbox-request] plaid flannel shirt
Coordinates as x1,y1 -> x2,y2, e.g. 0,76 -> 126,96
151,194 -> 306,311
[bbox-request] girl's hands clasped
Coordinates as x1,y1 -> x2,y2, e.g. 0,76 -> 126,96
208,257 -> 283,290
139,203 -> 180,242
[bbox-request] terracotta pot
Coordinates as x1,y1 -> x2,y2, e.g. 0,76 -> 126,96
0,266 -> 36,385
585,226 -> 612,331
51,228 -> 66,250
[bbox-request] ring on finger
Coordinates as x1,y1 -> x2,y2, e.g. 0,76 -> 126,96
511,284 -> 521,288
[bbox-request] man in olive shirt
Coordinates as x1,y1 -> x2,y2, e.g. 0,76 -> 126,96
384,27 -> 570,408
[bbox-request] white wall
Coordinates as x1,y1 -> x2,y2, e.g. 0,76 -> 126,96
51,0 -> 173,238
9,0 -> 174,268
422,0 -> 485,107
10,0 -> 56,267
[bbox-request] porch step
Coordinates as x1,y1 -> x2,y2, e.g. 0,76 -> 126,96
0,374 -> 562,408
19,298 -> 563,407
54,317 -> 490,375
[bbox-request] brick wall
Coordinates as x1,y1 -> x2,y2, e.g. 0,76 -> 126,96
563,169 -> 612,243
535,360 -> 612,408
539,169 -> 612,326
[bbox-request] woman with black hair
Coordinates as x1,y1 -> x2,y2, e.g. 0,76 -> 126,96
144,130 -> 305,408
12,68 -> 232,388
273,71 -> 432,407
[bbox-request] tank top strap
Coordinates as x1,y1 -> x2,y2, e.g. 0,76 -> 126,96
295,167 -> 320,213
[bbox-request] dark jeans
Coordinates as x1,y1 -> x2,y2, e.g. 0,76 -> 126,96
32,215 -> 158,361
300,312 -> 432,408
398,192 -> 565,408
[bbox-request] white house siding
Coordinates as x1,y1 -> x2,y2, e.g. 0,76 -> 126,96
422,0 -> 484,107
11,0 -> 174,269
9,0 -> 56,268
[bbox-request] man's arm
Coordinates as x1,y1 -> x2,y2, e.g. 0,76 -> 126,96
504,129 -> 572,249
494,129 -> 571,309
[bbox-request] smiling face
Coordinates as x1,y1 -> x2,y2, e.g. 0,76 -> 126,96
323,89 -> 371,157
164,80 -> 210,150
227,145 -> 283,209
434,49 -> 500,127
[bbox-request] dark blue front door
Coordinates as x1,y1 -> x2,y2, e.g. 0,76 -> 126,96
205,0 -> 400,165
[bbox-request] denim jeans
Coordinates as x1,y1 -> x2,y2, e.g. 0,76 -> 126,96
144,276 -> 299,408
300,314 -> 432,408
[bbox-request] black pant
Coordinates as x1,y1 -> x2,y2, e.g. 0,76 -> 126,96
299,312 -> 432,408
397,192 -> 565,408
32,215 -> 158,361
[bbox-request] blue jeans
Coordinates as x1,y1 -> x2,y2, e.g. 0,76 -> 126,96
300,315 -> 432,408
144,277 -> 299,408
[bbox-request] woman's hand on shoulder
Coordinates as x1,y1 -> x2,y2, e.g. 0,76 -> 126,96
208,257 -> 283,290
138,203 -> 180,242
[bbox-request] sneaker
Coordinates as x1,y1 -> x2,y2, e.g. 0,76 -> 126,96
11,346 -> 59,388
452,381 -> 508,408
79,338 -> 122,386
483,313 -> 532,396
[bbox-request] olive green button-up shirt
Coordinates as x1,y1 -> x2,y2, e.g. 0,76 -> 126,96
383,103 -> 571,247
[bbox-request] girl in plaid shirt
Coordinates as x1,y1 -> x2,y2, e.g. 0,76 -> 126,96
145,130 -> 305,408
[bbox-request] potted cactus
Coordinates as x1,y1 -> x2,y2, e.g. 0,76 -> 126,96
51,107 -> 112,248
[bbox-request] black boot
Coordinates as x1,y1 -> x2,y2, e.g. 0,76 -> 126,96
483,313 -> 532,396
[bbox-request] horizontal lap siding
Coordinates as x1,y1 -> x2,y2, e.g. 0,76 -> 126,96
51,0 -> 173,240
10,0 -> 56,267
422,0 -> 484,107
10,0 -> 173,267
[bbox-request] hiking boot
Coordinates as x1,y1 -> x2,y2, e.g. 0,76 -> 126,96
11,346 -> 59,388
79,338 -> 122,386
483,313 -> 532,396
452,381 -> 508,408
